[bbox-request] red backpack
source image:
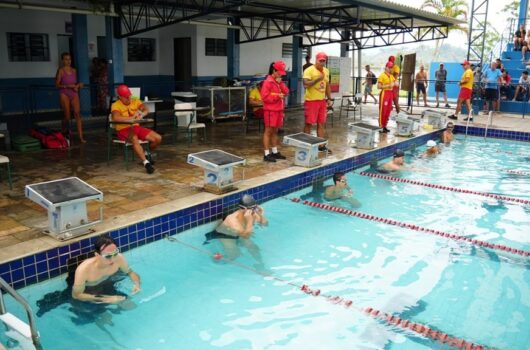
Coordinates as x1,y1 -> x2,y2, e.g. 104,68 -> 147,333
30,127 -> 69,149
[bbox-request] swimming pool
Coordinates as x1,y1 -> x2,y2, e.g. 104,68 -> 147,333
2,135 -> 530,350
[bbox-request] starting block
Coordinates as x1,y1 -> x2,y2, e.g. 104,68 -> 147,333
422,109 -> 446,129
187,149 -> 245,194
348,122 -> 381,149
393,112 -> 420,137
283,133 -> 327,167
25,177 -> 103,240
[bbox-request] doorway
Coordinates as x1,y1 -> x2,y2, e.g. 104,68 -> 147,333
173,37 -> 192,91
57,34 -> 73,65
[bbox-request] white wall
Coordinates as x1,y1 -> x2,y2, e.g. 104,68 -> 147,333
195,26 -> 227,77
158,23 -> 197,76
240,37 -> 293,76
0,9 -> 69,78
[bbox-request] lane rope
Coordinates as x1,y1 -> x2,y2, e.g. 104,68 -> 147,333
290,198 -> 530,259
359,172 -> 530,205
164,235 -> 492,350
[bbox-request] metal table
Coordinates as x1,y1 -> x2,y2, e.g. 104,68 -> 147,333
348,122 -> 381,149
187,149 -> 246,194
25,177 -> 103,240
283,133 -> 328,167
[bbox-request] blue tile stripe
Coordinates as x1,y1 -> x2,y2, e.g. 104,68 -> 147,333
0,129 -> 464,290
454,125 -> 530,141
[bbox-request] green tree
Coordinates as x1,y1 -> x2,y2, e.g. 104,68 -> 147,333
422,0 -> 469,59
501,1 -> 520,18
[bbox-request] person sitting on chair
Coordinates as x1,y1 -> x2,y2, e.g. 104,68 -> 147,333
512,71 -> 530,102
111,84 -> 162,174
248,80 -> 264,118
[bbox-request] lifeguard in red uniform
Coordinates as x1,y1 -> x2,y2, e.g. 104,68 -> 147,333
377,61 -> 396,133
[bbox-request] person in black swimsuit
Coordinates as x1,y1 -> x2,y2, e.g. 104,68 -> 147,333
204,195 -> 268,265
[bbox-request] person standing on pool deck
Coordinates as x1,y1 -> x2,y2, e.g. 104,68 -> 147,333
377,61 -> 396,133
205,195 -> 268,263
448,60 -> 474,121
389,55 -> 401,113
261,61 -> 289,162
55,52 -> 85,143
72,236 -> 140,304
303,52 -> 334,153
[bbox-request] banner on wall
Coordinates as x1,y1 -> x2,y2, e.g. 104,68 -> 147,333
327,57 -> 340,93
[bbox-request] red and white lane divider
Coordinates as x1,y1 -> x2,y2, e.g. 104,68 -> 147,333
291,198 -> 530,258
359,171 -> 530,205
506,169 -> 530,176
300,284 -> 491,350
166,236 -> 493,350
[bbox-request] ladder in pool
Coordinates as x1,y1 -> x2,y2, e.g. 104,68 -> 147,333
465,111 -> 493,139
0,277 -> 42,350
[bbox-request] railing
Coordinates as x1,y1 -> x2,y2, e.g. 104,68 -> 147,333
0,277 -> 42,349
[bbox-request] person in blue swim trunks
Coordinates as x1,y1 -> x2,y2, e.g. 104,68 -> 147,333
205,195 -> 268,263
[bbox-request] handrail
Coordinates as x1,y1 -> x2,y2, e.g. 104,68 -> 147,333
484,111 -> 493,139
0,277 -> 42,350
464,110 -> 472,138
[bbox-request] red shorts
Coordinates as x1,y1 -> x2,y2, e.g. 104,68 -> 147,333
304,100 -> 327,124
458,87 -> 472,100
117,125 -> 152,141
263,110 -> 284,128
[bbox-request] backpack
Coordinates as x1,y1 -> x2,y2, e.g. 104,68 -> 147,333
30,127 -> 69,149
371,73 -> 378,85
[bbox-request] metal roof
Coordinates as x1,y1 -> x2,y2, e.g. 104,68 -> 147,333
0,0 -> 464,49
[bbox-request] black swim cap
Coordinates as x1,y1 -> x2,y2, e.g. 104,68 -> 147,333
239,194 -> 257,209
393,149 -> 405,158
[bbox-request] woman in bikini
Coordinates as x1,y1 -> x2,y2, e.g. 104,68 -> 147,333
55,52 -> 86,143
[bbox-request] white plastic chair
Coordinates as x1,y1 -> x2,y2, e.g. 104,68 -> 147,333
107,113 -> 150,169
173,103 -> 206,144
0,154 -> 12,190
129,87 -> 141,100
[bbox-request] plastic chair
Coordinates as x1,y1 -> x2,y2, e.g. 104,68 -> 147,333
0,154 -> 12,190
107,113 -> 152,170
339,93 -> 363,120
246,108 -> 264,133
173,103 -> 206,144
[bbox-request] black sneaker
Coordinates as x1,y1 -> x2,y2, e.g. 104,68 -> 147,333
436,103 -> 439,108
271,152 -> 286,160
379,128 -> 389,133
263,154 -> 276,162
144,162 -> 155,174
319,146 -> 332,154
463,117 -> 474,122
445,104 -> 451,108
448,115 -> 458,120
145,152 -> 155,165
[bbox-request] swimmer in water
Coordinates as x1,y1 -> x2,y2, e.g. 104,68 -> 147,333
380,149 -> 407,173
72,236 -> 140,304
422,140 -> 440,157
441,122 -> 454,144
324,172 -> 361,207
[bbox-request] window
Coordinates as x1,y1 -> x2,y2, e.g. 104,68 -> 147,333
127,38 -> 156,61
7,33 -> 50,62
205,38 -> 227,56
281,43 -> 310,58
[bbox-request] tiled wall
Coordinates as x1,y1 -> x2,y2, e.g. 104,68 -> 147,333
9,127 -> 525,290
455,125 -> 530,141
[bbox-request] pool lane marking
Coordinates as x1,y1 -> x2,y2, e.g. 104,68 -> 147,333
290,198 -> 530,259
359,171 -> 530,206
506,169 -> 530,176
164,235 -> 493,350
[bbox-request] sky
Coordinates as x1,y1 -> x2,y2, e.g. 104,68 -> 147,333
318,0 -> 514,57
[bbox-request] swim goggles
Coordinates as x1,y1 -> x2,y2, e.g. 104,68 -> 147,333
101,248 -> 120,260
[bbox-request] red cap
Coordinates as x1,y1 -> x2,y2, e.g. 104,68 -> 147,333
272,60 -> 287,75
386,61 -> 394,68
117,84 -> 132,98
316,52 -> 328,62
462,60 -> 471,66
389,56 -> 395,62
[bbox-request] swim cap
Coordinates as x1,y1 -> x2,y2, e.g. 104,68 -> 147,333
427,140 -> 437,148
239,194 -> 257,209
393,149 -> 405,158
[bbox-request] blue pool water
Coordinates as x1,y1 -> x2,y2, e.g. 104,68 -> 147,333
2,136 -> 530,350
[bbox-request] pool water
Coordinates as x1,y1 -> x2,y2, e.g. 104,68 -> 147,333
3,136 -> 530,350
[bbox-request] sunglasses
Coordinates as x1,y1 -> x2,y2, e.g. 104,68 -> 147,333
318,59 -> 327,63
101,248 -> 120,260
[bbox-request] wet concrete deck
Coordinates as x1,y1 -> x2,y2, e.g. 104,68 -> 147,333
1,102 -> 528,263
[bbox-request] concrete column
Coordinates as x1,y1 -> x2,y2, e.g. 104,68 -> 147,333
227,18 -> 240,79
105,16 -> 124,96
290,32 -> 303,105
340,30 -> 350,58
71,14 -> 91,117
519,0 -> 529,26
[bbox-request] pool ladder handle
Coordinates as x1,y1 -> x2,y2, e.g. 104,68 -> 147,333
0,277 -> 43,350
483,111 -> 493,139
464,111 -> 473,138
